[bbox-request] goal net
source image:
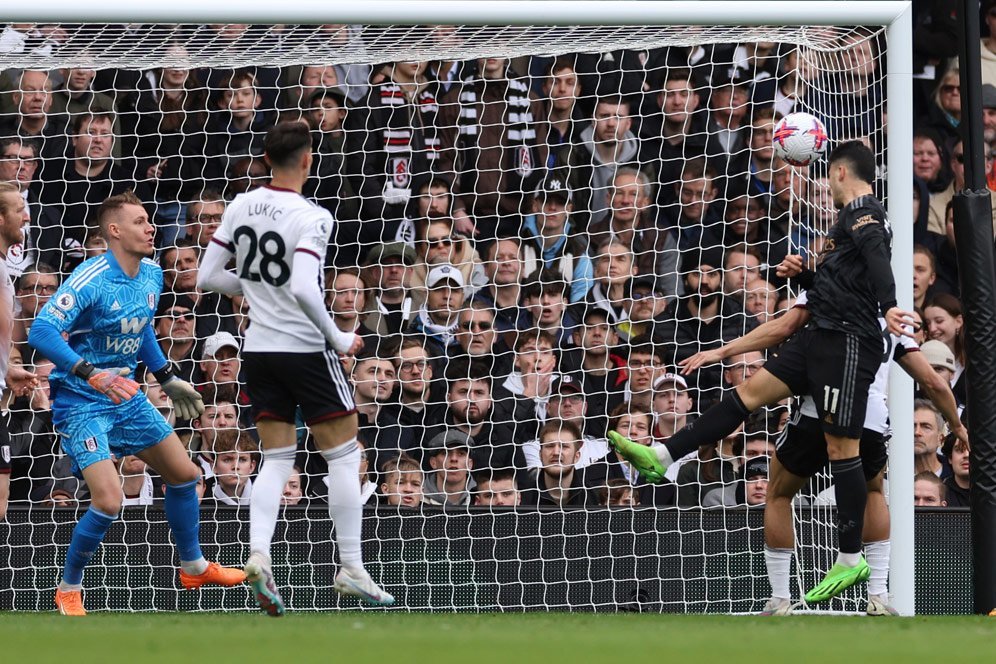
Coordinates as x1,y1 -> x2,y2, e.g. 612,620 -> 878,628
0,18 -> 900,613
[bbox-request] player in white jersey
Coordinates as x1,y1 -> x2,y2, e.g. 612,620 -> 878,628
680,291 -> 966,616
198,122 -> 394,615
0,183 -> 38,517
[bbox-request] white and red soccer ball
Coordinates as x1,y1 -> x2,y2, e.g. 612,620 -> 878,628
772,112 -> 829,167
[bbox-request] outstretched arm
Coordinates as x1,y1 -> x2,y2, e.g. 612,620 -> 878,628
897,350 -> 968,445
680,307 -> 810,375
289,250 -> 362,355
196,239 -> 243,296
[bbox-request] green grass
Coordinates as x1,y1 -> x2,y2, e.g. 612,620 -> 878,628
2,613 -> 994,663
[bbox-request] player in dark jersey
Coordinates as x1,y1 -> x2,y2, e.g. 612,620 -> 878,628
609,141 -> 916,603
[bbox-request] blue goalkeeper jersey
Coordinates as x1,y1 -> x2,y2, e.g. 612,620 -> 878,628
33,252 -> 164,402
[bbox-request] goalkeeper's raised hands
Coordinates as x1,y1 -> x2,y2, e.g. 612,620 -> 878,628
160,376 -> 205,420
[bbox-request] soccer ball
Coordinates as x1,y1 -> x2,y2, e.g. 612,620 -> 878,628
772,112 -> 829,167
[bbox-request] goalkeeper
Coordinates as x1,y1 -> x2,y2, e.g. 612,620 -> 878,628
28,192 -> 246,616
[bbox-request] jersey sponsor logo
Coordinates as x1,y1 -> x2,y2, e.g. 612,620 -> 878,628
120,317 -> 148,334
107,336 -> 142,354
851,214 -> 880,231
55,293 -> 75,311
246,202 -> 285,221
84,437 -> 98,452
46,307 -> 66,322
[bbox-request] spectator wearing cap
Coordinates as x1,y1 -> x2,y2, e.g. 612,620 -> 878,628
422,430 -> 477,506
521,419 -> 595,508
427,358 -> 523,472
652,372 -> 694,439
520,268 -> 580,347
919,340 -> 958,399
325,267 -> 377,340
475,237 -> 531,333
618,275 -> 672,342
406,263 -> 466,359
154,293 -> 198,383
361,241 -> 418,336
588,168 -> 676,295
520,172 -> 593,303
553,94 -> 656,229
196,331 -> 242,393
305,86 -> 360,228
473,468 -> 522,507
585,237 -> 637,325
522,373 -> 609,471
410,216 -> 487,294
351,350 -> 412,470
656,246 -> 757,409
454,301 -> 514,381
703,455 -> 768,507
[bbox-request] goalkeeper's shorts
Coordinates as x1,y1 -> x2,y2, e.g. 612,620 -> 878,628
53,393 -> 173,477
775,412 -> 888,481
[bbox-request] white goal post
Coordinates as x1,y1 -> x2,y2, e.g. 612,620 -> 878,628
1,0 -> 915,615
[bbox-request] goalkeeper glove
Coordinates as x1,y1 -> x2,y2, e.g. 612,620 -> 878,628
84,367 -> 140,404
160,376 -> 205,420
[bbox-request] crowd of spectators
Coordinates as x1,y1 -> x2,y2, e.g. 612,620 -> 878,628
0,12 -> 983,517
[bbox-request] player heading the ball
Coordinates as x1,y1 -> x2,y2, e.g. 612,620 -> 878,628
198,121 -> 394,615
28,191 -> 246,617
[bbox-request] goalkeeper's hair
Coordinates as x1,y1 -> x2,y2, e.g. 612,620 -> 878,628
828,140 -> 877,185
264,121 -> 312,169
97,190 -> 145,238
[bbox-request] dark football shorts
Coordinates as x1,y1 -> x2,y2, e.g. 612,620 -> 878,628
243,350 -> 356,425
0,411 -> 10,475
764,326 -> 884,439
775,410 -> 888,481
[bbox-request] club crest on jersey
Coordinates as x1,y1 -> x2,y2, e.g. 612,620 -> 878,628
84,437 -> 98,452
391,158 -> 410,188
55,293 -> 75,311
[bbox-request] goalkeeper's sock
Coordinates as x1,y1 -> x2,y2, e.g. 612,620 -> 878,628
865,539 -> 890,597
322,440 -> 364,574
249,445 -> 297,558
62,507 -> 116,586
664,389 -> 751,461
164,478 -> 208,575
830,456 -> 867,559
764,546 -> 793,600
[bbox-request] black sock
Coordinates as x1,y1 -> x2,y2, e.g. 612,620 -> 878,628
830,456 -> 867,555
664,390 -> 751,460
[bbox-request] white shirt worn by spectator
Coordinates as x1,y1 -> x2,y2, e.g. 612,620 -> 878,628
212,478 -> 253,506
121,474 -> 155,506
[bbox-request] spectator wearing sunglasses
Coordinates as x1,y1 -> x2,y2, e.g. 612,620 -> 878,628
411,216 -> 486,296
154,293 -> 198,382
454,300 -> 513,381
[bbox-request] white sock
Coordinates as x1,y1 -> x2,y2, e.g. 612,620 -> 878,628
249,445 -> 297,558
180,558 -> 209,575
655,446 -> 675,467
764,546 -> 793,600
58,580 -> 83,592
322,440 -> 364,574
865,539 -> 890,597
836,551 -> 862,567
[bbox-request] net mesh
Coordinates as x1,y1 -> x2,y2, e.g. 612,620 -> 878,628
0,21 -> 888,613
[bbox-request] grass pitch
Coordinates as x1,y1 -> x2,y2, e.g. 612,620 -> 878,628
2,612 -> 993,663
